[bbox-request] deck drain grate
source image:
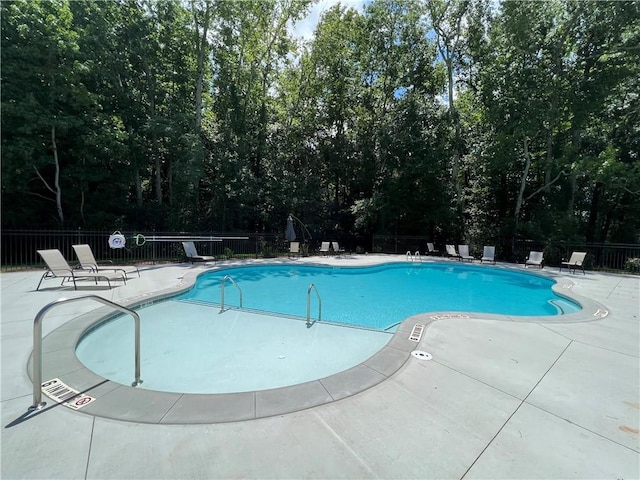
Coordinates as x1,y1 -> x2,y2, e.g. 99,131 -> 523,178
41,378 -> 96,410
409,324 -> 425,342
411,350 -> 433,360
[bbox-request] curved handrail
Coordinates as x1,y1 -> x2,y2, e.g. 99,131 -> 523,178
30,295 -> 142,411
306,284 -> 322,328
220,275 -> 243,313
406,251 -> 422,263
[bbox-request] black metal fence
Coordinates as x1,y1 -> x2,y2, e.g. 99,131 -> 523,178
2,229 -> 639,274
372,234 -> 640,274
0,229 -> 304,271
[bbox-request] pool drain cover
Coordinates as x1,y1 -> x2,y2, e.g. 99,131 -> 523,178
411,350 -> 432,360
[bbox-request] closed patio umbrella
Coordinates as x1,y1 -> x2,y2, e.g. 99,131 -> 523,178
285,215 -> 296,242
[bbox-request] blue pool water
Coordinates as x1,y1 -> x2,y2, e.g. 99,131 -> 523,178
75,262 -> 580,394
177,262 -> 580,330
76,304 -> 391,394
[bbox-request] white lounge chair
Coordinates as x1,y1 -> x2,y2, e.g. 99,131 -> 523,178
319,242 -> 331,255
445,244 -> 460,260
560,251 -> 587,274
480,246 -> 495,264
426,243 -> 439,255
525,251 -> 544,269
37,249 -> 126,291
458,245 -> 475,262
289,241 -> 300,257
182,242 -> 216,263
72,244 -> 140,279
331,241 -> 345,255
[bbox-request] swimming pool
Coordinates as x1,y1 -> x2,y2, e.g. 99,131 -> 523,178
75,262 -> 580,395
76,305 -> 392,394
177,262 -> 580,330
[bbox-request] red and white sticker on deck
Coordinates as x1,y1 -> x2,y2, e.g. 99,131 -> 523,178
41,378 -> 96,410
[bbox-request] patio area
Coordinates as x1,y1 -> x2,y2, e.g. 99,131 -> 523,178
1,255 -> 638,479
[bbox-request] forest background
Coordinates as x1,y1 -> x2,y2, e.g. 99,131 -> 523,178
2,0 -> 639,252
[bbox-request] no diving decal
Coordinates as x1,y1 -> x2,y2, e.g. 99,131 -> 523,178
41,378 -> 96,410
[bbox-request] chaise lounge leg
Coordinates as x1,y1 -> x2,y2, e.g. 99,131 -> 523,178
36,273 -> 48,291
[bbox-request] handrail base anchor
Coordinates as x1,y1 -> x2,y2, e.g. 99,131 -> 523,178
28,402 -> 47,411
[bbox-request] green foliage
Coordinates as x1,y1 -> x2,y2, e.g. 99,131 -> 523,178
625,258 -> 640,273
0,0 -> 638,249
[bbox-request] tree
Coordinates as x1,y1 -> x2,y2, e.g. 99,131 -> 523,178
427,0 -> 470,227
1,0 -> 101,226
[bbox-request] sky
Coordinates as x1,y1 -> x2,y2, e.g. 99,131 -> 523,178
290,0 -> 368,41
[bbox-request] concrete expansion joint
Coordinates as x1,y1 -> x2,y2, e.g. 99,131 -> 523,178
463,343 -> 575,480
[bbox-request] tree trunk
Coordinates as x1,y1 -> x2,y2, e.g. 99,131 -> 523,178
585,181 -> 603,242
446,57 -> 464,217
192,0 -> 211,131
567,170 -> 577,216
51,125 -> 64,225
544,128 -> 553,195
155,153 -> 162,204
135,171 -> 143,207
514,137 -> 532,225
567,128 -> 581,216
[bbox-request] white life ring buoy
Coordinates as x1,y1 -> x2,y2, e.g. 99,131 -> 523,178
108,231 -> 126,249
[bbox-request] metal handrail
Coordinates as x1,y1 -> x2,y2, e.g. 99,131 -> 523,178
220,275 -> 243,313
30,295 -> 142,411
306,284 -> 322,328
406,250 -> 422,263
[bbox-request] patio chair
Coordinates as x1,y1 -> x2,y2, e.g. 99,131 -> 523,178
72,244 -> 140,279
480,246 -> 496,264
445,244 -> 460,260
36,249 -> 126,291
525,251 -> 544,269
319,242 -> 331,255
182,242 -> 216,264
560,251 -> 587,275
458,245 -> 475,262
426,243 -> 439,255
289,241 -> 300,258
331,241 -> 345,255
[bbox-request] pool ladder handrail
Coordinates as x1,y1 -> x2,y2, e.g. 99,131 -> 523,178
306,283 -> 322,328
406,250 -> 422,262
30,295 -> 142,411
220,275 -> 243,313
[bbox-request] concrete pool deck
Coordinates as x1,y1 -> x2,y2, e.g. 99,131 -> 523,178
1,254 -> 639,479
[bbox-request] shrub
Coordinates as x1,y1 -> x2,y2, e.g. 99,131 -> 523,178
625,257 -> 640,272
